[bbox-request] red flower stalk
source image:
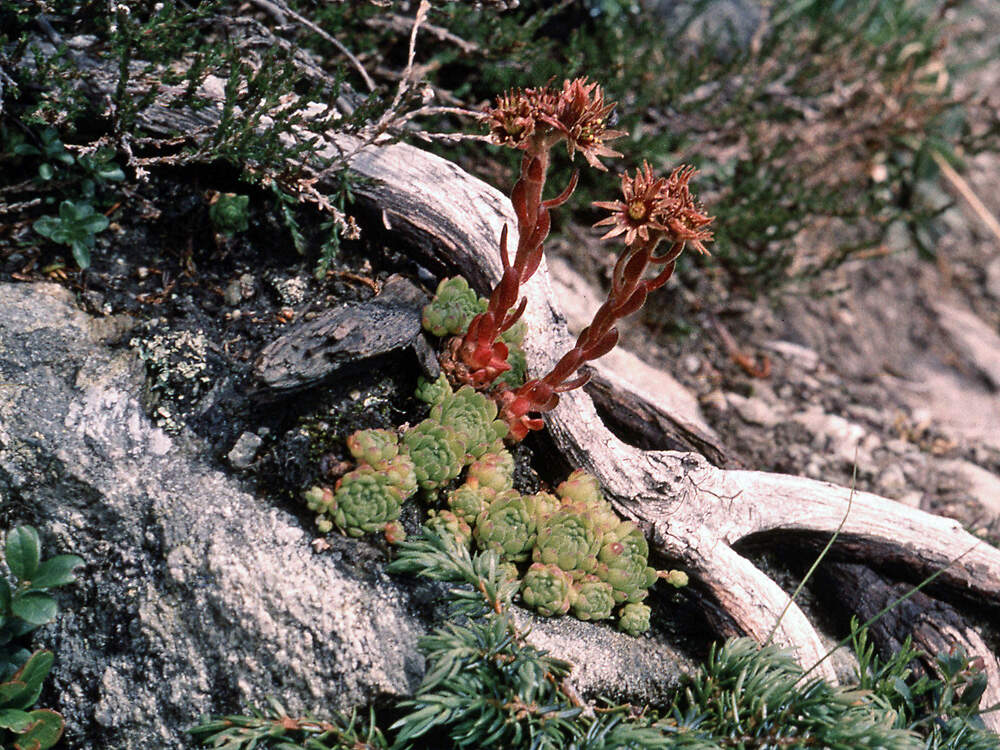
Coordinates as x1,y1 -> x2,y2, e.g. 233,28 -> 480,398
446,79 -> 623,387
499,162 -> 713,440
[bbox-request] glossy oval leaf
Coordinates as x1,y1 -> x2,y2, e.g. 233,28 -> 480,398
0,680 -> 29,705
10,594 -> 57,627
5,528 -> 40,581
29,556 -> 84,590
16,709 -> 65,750
0,707 -> 33,732
71,241 -> 92,271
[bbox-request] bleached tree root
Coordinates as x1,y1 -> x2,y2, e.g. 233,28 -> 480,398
337,136 -> 1000,704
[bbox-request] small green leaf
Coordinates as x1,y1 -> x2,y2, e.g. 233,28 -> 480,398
960,673 -> 988,708
0,707 -> 33,731
29,556 -> 84,590
97,165 -> 125,182
71,241 -> 92,271
0,680 -> 29,705
31,216 -> 60,242
0,578 -> 11,613
58,200 -> 82,222
15,709 -> 64,750
5,528 -> 40,581
891,676 -> 913,709
2,652 -> 54,711
10,594 -> 57,627
37,163 -> 53,181
79,212 -> 109,235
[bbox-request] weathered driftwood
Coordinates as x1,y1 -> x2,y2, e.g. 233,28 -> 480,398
253,275 -> 429,394
79,51 -> 1000,708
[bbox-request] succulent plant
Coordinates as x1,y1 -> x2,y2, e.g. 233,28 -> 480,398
425,510 -> 473,548
346,428 -> 399,466
430,385 -> 508,459
401,420 -> 466,493
555,469 -> 620,534
617,602 -> 652,636
474,490 -> 536,562
556,469 -> 604,507
380,453 -> 418,498
421,276 -> 486,337
466,450 -> 515,493
383,521 -> 407,545
304,485 -> 335,516
570,576 -> 615,621
498,561 -> 520,583
520,563 -> 574,617
532,504 -> 603,578
523,491 -> 560,526
663,569 -> 689,588
597,523 -> 658,603
331,466 -> 403,537
414,373 -> 452,406
446,481 -> 496,525
209,192 -> 250,236
499,317 -> 527,346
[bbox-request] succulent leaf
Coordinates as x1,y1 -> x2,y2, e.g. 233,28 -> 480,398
520,563 -> 574,617
556,469 -> 603,507
596,523 -> 657,603
446,482 -> 496,524
383,521 -> 407,545
430,385 -> 509,459
523,491 -> 560,526
401,421 -> 465,493
331,467 -> 403,537
304,485 -> 335,515
556,469 -> 620,534
570,576 -> 615,621
618,602 -> 652,636
380,454 -> 418,498
209,192 -> 249,235
346,428 -> 399,466
425,510 -> 473,548
421,276 -> 486,337
499,317 -> 527,346
473,490 -> 536,562
414,373 -> 452,406
465,450 -> 516,493
532,504 -> 603,578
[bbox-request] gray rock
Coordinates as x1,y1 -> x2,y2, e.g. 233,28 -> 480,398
0,283 -> 692,748
0,283 -> 426,749
726,392 -> 782,428
936,459 -> 1000,519
792,407 -> 869,465
227,431 -> 263,468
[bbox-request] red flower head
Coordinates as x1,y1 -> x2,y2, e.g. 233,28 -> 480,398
593,162 -> 714,253
482,78 -> 623,169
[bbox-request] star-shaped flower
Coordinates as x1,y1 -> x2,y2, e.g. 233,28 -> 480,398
482,78 -> 623,169
593,162 -> 713,252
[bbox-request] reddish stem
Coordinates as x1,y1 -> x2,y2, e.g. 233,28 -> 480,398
500,237 -> 678,440
456,147 -> 574,384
